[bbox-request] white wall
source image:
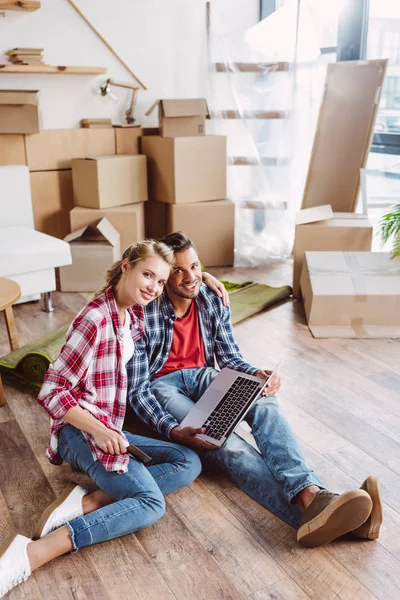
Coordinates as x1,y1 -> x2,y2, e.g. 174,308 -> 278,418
0,0 -> 208,129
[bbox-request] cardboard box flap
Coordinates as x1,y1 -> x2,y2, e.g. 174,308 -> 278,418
0,90 -> 39,106
145,98 -> 209,118
95,217 -> 120,247
161,99 -> 209,118
296,204 -> 333,225
64,224 -> 90,244
145,100 -> 161,117
64,218 -> 120,246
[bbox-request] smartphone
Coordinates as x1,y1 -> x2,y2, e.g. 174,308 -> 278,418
265,359 -> 282,388
126,444 -> 152,465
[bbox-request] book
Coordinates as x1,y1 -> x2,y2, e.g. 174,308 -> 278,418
10,56 -> 44,63
8,48 -> 44,55
10,60 -> 44,65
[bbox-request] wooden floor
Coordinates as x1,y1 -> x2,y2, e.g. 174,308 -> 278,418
1,261 -> 400,600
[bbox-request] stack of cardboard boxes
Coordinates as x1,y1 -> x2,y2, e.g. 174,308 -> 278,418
27,129 -> 116,240
60,151 -> 148,292
294,59 -> 400,338
0,92 -> 235,273
292,204 -> 373,297
0,90 -> 149,293
142,99 -> 235,267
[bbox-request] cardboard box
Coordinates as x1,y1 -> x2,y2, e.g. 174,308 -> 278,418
0,90 -> 40,134
300,251 -> 400,338
142,127 -> 160,136
25,128 -> 116,171
0,134 -> 26,166
301,60 -> 387,212
145,98 -> 209,137
293,204 -> 373,297
59,218 -> 120,292
146,199 -> 234,267
72,155 -> 148,210
70,203 -> 145,254
142,135 -> 227,204
115,126 -> 142,155
145,201 -> 168,241
30,170 -> 74,239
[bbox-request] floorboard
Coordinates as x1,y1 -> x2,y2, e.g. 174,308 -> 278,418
1,262 -> 399,599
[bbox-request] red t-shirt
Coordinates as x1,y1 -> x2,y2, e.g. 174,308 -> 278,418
155,301 -> 206,378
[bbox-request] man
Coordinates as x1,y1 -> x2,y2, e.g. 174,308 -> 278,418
126,232 -> 382,547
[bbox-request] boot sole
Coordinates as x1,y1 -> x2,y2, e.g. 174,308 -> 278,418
353,476 -> 383,539
297,490 -> 372,548
32,482 -> 78,540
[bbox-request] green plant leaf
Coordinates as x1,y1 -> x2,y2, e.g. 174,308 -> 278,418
379,203 -> 400,257
393,233 -> 400,258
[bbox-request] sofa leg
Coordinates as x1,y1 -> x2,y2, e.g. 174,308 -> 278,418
42,292 -> 54,313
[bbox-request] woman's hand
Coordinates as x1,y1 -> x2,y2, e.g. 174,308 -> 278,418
92,424 -> 128,455
63,406 -> 128,455
202,272 -> 229,306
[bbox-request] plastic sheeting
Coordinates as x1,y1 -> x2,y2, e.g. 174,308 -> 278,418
206,0 -> 329,266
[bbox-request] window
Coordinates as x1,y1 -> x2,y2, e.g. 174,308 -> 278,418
336,0 -> 400,154
261,0 -> 341,57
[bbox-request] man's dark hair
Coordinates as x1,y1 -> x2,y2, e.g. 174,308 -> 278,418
160,231 -> 197,254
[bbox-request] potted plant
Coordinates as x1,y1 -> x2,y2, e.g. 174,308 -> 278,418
379,203 -> 400,257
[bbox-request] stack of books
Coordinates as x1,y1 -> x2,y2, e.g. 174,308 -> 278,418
7,48 -> 44,65
80,118 -> 113,129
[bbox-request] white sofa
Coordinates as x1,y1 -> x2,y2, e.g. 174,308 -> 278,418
0,165 -> 72,311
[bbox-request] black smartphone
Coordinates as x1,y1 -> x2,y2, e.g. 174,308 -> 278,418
126,444 -> 152,465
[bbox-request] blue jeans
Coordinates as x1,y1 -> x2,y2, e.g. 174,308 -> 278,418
151,367 -> 323,528
58,424 -> 201,550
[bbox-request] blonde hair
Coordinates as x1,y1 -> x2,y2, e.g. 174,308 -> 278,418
94,239 -> 175,298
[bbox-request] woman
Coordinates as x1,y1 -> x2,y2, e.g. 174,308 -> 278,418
0,239 -> 203,598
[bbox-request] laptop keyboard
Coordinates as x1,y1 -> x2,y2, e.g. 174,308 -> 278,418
203,376 -> 262,441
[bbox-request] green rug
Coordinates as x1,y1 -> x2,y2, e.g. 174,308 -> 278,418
0,282 -> 291,396
0,323 -> 70,396
222,281 -> 292,326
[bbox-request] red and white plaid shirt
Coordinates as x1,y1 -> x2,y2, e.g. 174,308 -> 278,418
37,287 -> 145,474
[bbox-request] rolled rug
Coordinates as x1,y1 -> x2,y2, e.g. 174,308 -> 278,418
0,323 -> 70,395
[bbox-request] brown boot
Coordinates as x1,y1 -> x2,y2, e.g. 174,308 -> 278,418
297,489 -> 372,547
351,476 -> 382,540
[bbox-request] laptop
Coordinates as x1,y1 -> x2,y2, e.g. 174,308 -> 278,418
180,364 -> 279,447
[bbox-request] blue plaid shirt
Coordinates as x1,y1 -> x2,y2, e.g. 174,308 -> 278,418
126,284 -> 258,438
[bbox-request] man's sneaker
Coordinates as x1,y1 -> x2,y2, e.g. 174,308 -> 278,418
351,476 -> 382,540
297,489 -> 372,547
0,534 -> 31,598
33,482 -> 87,540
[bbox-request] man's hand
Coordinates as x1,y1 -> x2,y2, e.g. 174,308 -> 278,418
202,272 -> 230,307
256,369 -> 281,397
170,425 -> 219,450
92,424 -> 128,455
